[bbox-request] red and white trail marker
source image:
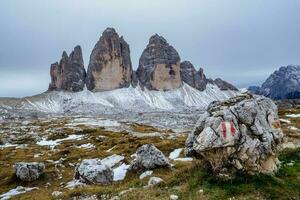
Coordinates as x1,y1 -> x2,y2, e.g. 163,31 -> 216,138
220,121 -> 236,140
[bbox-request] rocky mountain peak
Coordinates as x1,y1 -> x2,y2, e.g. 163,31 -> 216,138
249,65 -> 300,99
86,28 -> 133,92
180,61 -> 207,91
49,45 -> 86,92
137,34 -> 182,90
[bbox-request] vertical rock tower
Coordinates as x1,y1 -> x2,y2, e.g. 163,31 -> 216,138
48,45 -> 86,92
86,28 -> 133,92
180,61 -> 207,91
137,34 -> 182,90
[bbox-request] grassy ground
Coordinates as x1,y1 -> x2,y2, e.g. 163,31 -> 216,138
0,109 -> 299,200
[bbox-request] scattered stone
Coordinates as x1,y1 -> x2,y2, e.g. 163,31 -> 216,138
147,177 -> 164,187
52,191 -> 63,197
139,170 -> 153,180
86,28 -> 133,92
137,34 -> 182,90
185,93 -> 284,175
129,144 -> 171,171
170,194 -> 179,200
75,159 -> 113,185
15,162 -> 45,182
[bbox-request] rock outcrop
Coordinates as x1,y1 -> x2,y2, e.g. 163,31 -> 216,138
213,78 -> 238,91
86,28 -> 133,92
48,46 -> 86,92
75,159 -> 113,185
180,61 -> 207,91
248,65 -> 300,99
137,34 -> 182,90
130,144 -> 171,171
15,162 -> 45,181
185,93 -> 284,175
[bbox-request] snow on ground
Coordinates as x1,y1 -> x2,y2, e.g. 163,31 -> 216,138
280,119 -> 291,124
174,157 -> 193,162
0,186 -> 38,200
286,114 -> 300,118
21,83 -> 238,114
169,148 -> 183,160
65,180 -> 86,189
0,143 -> 17,149
139,170 -> 153,180
288,126 -> 299,131
76,143 -> 95,149
67,118 -> 120,127
101,154 -> 125,168
37,134 -> 84,148
113,163 -> 130,181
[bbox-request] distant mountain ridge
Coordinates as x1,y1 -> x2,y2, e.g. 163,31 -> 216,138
248,65 -> 300,99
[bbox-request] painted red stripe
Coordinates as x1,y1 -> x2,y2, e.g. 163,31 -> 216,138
230,121 -> 235,136
221,121 -> 227,139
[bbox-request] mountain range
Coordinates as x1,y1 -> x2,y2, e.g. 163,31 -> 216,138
248,65 -> 300,100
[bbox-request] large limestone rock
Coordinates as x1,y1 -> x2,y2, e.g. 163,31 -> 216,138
48,46 -> 86,92
86,28 -> 133,92
180,61 -> 207,91
137,34 -> 182,90
15,162 -> 45,181
185,93 -> 284,175
130,144 -> 171,171
75,159 -> 113,185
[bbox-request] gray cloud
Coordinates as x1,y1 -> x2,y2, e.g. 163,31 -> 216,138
0,0 -> 300,97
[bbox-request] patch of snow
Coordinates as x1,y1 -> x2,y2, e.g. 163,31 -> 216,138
288,126 -> 299,131
169,148 -> 183,160
0,143 -> 17,149
286,114 -> 300,118
37,134 -> 84,148
280,119 -> 291,124
101,154 -> 125,168
139,170 -> 153,180
65,179 -> 86,189
106,145 -> 117,152
0,186 -> 38,200
113,163 -> 130,181
67,118 -> 120,127
76,143 -> 95,149
174,157 -> 193,162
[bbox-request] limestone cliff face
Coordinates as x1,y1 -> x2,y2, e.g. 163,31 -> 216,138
180,61 -> 207,91
86,28 -> 133,92
48,46 -> 86,92
137,34 -> 182,90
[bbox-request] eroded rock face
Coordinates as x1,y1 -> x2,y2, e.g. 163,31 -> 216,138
15,162 -> 45,181
86,28 -> 133,92
129,144 -> 171,171
137,34 -> 182,90
185,93 -> 284,175
180,61 -> 207,91
48,46 -> 86,92
75,159 -> 113,185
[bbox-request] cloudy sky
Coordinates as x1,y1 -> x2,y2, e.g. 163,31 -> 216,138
0,0 -> 300,97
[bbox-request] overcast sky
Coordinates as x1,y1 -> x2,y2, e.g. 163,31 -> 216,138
0,0 -> 300,97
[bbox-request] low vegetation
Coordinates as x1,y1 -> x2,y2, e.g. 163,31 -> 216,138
0,109 -> 299,200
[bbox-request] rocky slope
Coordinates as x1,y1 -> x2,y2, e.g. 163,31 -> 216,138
86,28 -> 133,92
48,46 -> 86,92
137,34 -> 182,90
248,65 -> 300,99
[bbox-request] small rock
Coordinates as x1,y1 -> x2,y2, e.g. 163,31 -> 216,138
129,144 -> 171,171
147,177 -> 164,187
15,162 -> 45,182
75,159 -> 113,185
52,191 -> 63,197
170,194 -> 179,200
